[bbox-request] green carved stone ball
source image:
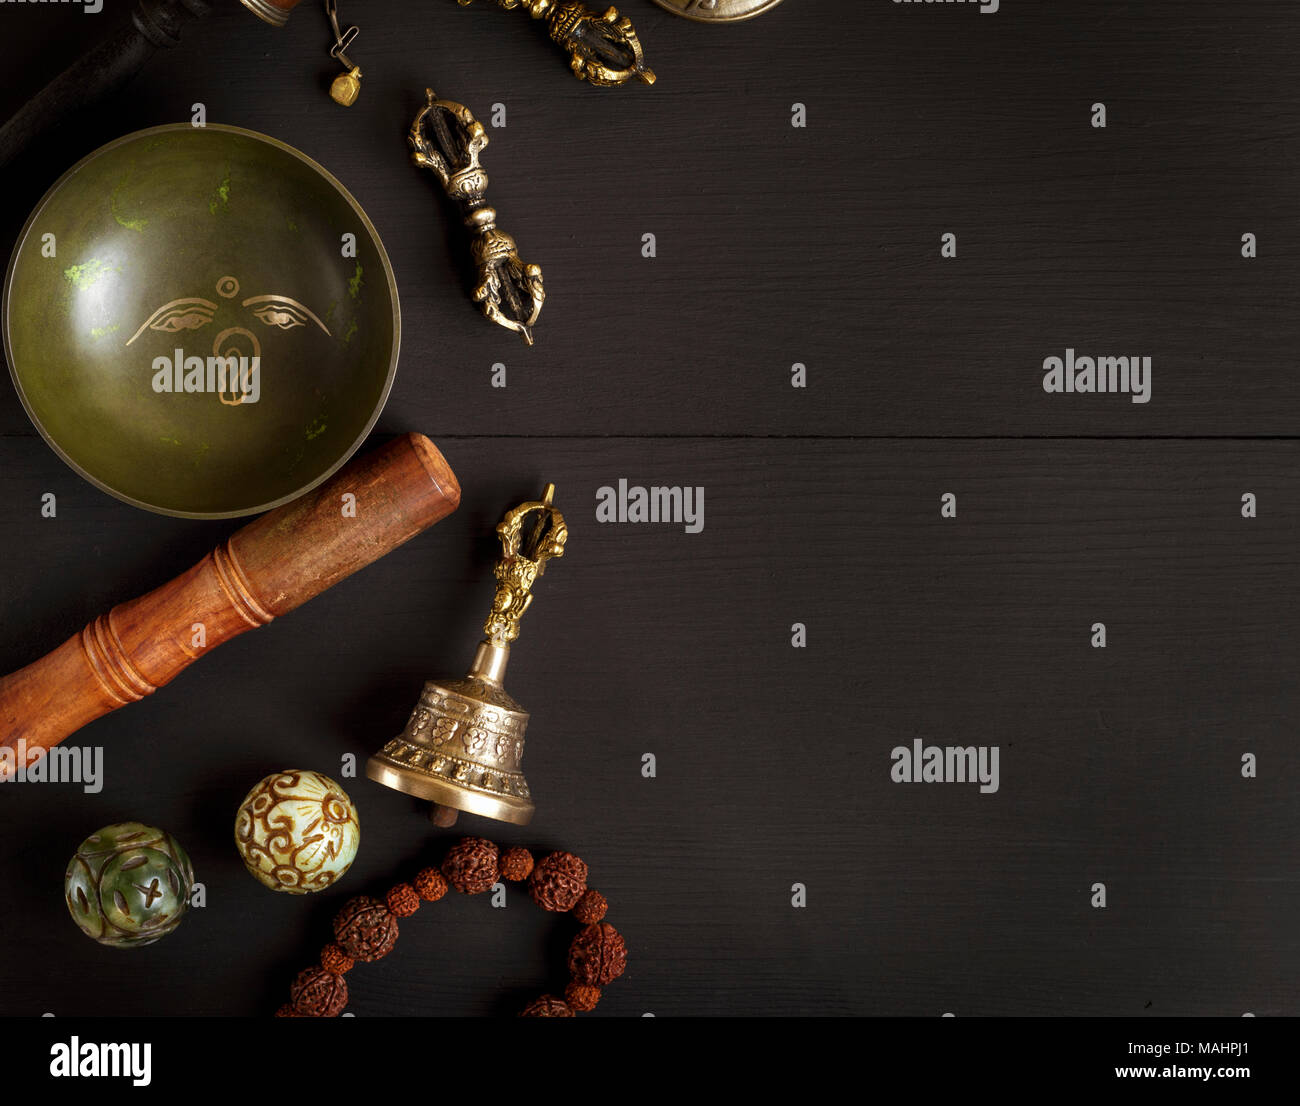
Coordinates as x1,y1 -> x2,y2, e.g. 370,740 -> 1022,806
64,822 -> 195,948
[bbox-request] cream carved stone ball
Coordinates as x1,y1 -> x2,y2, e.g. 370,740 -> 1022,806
234,770 -> 360,894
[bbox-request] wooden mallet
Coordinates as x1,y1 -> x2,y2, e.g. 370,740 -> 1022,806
0,432 -> 459,775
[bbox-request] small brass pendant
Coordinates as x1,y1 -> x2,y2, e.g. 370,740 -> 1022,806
329,66 -> 363,106
325,0 -> 362,106
366,486 -> 568,826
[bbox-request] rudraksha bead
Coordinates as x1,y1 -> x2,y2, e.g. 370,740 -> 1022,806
520,995 -> 575,1017
278,841 -> 627,1018
413,867 -> 448,902
441,836 -> 500,895
290,967 -> 348,1017
499,846 -> 534,882
571,888 -> 607,924
564,982 -> 601,1012
528,851 -> 588,912
320,943 -> 355,974
568,922 -> 627,986
333,896 -> 399,962
386,883 -> 422,918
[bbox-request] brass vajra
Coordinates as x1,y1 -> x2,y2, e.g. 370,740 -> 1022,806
409,89 -> 545,345
456,1 -> 655,87
485,483 -> 568,645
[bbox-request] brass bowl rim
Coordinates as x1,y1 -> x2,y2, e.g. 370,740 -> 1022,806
2,122 -> 402,520
650,0 -> 784,23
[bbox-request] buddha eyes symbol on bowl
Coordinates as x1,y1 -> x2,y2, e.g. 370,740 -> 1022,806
125,276 -> 332,406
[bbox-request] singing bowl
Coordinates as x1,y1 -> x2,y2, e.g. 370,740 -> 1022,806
2,124 -> 400,518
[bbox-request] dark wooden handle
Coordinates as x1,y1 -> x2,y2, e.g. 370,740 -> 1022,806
0,434 -> 460,771
0,1 -> 214,171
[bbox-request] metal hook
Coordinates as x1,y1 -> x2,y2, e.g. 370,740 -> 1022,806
325,0 -> 359,68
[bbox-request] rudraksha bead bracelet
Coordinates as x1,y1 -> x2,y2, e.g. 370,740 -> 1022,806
275,836 -> 627,1017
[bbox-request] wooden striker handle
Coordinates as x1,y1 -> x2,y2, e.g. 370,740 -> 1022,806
0,433 -> 460,773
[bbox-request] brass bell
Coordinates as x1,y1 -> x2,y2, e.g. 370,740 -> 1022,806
366,485 -> 567,826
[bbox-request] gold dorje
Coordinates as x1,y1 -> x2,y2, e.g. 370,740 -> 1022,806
455,0 -> 656,87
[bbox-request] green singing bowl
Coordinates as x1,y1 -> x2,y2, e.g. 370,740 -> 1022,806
2,124 -> 400,518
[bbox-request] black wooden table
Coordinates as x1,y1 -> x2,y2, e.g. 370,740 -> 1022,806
0,0 -> 1295,1017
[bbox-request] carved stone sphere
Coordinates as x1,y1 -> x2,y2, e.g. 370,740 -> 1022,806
64,822 -> 194,948
235,770 -> 360,894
